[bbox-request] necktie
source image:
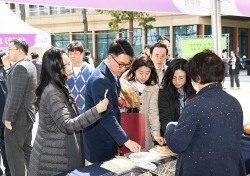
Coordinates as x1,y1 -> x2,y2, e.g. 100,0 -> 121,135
116,78 -> 121,95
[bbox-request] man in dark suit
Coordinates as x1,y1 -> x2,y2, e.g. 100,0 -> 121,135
2,39 -> 37,176
83,38 -> 141,163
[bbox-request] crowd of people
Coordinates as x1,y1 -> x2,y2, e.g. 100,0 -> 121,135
0,37 -> 246,176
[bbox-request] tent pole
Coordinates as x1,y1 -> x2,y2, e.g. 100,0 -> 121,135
211,0 -> 222,55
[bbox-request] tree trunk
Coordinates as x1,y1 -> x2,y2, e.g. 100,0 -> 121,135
19,4 -> 26,21
129,18 -> 134,46
82,9 -> 88,49
144,28 -> 147,45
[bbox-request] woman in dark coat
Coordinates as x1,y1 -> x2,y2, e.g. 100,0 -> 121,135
158,59 -> 195,135
28,48 -> 109,176
165,50 -> 246,176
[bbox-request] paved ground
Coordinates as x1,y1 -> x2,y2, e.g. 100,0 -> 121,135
224,70 -> 250,126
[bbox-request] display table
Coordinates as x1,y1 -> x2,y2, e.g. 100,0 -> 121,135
241,133 -> 250,174
55,163 -> 111,176
56,154 -> 177,176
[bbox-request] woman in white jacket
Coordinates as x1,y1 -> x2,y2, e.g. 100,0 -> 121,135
122,54 -> 164,150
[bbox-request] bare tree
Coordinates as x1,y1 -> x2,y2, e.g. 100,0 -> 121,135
19,4 -> 26,21
82,9 -> 88,49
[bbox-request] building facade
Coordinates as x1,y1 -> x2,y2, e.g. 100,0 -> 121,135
7,3 -> 250,63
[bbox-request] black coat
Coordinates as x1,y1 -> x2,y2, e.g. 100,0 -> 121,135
158,88 -> 180,136
165,83 -> 246,176
0,68 -> 7,128
0,79 -> 6,117
228,56 -> 240,75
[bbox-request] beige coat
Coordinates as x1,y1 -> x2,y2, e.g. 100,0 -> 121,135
126,80 -> 161,151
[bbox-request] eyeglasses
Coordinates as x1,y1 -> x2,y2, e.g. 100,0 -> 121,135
110,54 -> 131,69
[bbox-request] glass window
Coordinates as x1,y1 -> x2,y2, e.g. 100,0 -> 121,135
204,25 -> 212,35
72,8 -> 82,13
174,25 -> 198,57
73,32 -> 93,55
50,6 -> 60,15
39,5 -> 49,16
133,28 -> 142,57
238,28 -> 248,58
205,25 -> 233,53
118,29 -> 142,57
60,7 -> 70,14
52,33 -> 70,51
29,5 -> 39,16
147,27 -> 170,45
96,31 -> 116,61
222,27 -> 233,52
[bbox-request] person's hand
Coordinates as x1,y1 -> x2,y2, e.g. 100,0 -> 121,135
96,98 -> 109,113
5,120 -> 12,130
124,100 -> 132,108
124,139 -> 141,153
118,97 -> 125,108
154,136 -> 165,145
1,55 -> 11,67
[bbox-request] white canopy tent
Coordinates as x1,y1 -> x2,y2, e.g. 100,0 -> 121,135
0,2 -> 51,49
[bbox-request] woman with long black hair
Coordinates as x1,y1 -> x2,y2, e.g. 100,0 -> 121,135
158,59 -> 196,136
28,48 -> 108,176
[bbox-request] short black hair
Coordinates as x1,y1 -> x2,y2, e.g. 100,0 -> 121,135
108,38 -> 134,58
85,51 -> 91,56
157,35 -> 170,43
67,40 -> 84,53
150,42 -> 168,56
222,49 -> 228,53
30,52 -> 39,59
189,50 -> 225,84
10,39 -> 29,55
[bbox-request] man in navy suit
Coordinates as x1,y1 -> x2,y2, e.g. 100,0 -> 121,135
83,38 -> 141,163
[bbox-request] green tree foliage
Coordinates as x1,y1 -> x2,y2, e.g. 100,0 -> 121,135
97,10 -> 155,45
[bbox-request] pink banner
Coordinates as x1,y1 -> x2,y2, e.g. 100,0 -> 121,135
1,0 -> 181,13
1,0 -> 250,16
0,34 -> 36,47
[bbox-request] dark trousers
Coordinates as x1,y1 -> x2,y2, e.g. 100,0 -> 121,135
230,70 -> 240,88
0,125 -> 11,176
4,123 -> 33,176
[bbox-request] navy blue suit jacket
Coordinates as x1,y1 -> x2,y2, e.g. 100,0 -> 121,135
83,61 -> 129,163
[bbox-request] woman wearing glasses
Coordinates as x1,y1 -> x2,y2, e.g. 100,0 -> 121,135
122,54 -> 165,150
158,59 -> 196,136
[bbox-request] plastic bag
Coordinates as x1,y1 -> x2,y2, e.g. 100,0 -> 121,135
120,77 -> 140,108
